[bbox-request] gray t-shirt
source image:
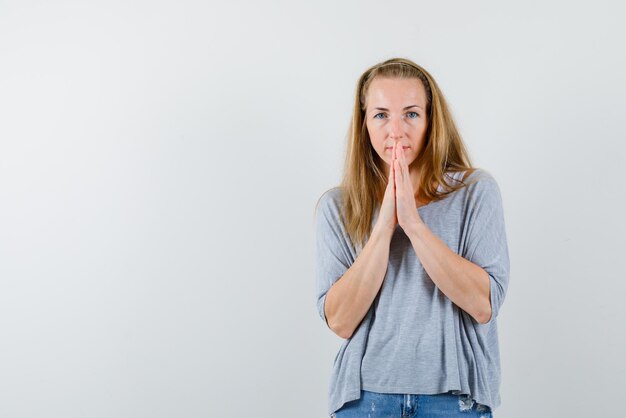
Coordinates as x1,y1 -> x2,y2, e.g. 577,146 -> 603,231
314,168 -> 510,417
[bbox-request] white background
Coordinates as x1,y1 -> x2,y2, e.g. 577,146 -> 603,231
1,1 -> 624,417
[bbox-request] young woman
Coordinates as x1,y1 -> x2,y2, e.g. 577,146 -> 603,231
314,57 -> 510,417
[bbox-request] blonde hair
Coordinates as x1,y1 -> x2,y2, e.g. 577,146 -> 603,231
319,57 -> 478,251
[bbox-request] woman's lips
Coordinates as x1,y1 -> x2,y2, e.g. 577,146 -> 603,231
386,146 -> 410,150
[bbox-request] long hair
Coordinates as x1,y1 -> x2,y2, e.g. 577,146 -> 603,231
320,57 -> 478,251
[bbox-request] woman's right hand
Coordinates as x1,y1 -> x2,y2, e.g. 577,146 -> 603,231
374,143 -> 398,236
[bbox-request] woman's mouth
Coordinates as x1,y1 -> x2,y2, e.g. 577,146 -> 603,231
386,146 -> 410,150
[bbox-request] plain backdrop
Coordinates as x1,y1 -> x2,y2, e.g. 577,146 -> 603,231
1,1 -> 625,417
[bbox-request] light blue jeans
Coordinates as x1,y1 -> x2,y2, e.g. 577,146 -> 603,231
332,389 -> 493,418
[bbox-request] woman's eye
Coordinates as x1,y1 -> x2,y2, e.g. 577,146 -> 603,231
373,112 -> 419,119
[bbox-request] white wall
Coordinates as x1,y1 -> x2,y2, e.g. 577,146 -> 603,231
1,1 -> 624,417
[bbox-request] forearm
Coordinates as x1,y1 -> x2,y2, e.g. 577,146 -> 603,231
406,222 -> 491,324
324,225 -> 393,339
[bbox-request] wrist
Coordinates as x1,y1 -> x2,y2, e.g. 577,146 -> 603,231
405,219 -> 426,241
372,222 -> 395,242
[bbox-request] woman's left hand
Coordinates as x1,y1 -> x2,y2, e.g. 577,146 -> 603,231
393,145 -> 424,231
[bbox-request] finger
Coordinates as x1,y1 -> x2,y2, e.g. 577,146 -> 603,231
394,159 -> 402,190
391,155 -> 397,191
394,144 -> 402,178
389,151 -> 396,201
402,145 -> 409,173
401,146 -> 410,180
391,143 -> 395,166
396,147 -> 404,183
389,144 -> 395,184
400,144 -> 407,167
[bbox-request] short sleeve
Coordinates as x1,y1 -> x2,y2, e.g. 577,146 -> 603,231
461,172 -> 510,325
314,189 -> 355,330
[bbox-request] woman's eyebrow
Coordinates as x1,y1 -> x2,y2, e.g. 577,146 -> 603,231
373,105 -> 423,111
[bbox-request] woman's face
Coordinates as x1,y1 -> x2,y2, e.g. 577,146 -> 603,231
365,77 -> 429,170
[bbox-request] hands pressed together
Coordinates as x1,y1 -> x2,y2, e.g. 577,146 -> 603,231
377,142 -> 425,235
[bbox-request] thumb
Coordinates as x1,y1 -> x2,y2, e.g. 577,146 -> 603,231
386,161 -> 395,200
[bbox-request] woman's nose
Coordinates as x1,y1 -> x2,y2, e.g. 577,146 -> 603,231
388,117 -> 403,138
